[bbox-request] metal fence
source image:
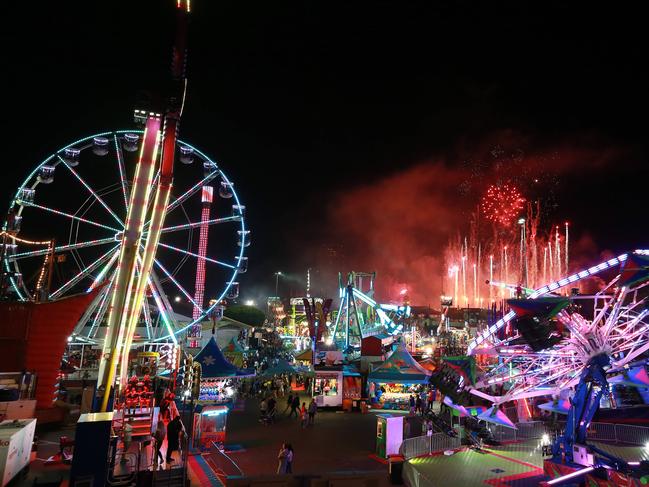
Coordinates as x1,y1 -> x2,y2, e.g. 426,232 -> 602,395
400,433 -> 462,459
401,420 -> 649,461
488,420 -> 649,446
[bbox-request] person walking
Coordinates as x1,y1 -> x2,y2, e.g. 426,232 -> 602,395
300,402 -> 308,428
409,394 -> 416,414
166,414 -> 185,464
290,395 -> 300,418
307,398 -> 317,426
284,393 -> 293,416
121,418 -> 134,463
285,444 -> 294,473
415,395 -> 423,415
260,397 -> 268,420
276,443 -> 288,474
153,419 -> 167,467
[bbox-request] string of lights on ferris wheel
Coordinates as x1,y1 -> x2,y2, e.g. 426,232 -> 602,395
7,130 -> 248,344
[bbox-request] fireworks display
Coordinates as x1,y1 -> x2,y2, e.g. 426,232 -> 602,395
444,202 -> 571,309
480,183 -> 525,226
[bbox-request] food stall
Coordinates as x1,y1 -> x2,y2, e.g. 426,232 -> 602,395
368,341 -> 431,410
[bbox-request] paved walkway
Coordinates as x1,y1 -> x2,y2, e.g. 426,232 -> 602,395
207,392 -> 390,481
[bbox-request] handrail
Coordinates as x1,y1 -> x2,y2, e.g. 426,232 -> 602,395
211,441 -> 244,477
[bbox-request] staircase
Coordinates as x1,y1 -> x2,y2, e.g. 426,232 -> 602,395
153,468 -> 187,487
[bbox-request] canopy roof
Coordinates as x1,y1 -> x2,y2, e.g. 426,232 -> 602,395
368,341 -> 432,384
295,349 -> 313,362
221,337 -> 245,354
261,359 -> 297,377
194,337 -> 253,379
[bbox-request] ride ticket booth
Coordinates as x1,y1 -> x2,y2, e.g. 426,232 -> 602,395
376,414 -> 403,459
193,405 -> 229,450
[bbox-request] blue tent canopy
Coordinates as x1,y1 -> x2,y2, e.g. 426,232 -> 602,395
261,359 -> 297,377
194,337 -> 254,379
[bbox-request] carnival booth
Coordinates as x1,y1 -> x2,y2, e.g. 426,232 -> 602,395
342,365 -> 363,411
368,341 -> 431,410
192,404 -> 228,450
314,367 -> 343,407
294,348 -> 313,366
193,337 -> 254,403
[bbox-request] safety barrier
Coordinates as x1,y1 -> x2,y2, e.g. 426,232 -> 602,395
614,423 -> 649,445
399,433 -> 462,459
488,421 -> 649,446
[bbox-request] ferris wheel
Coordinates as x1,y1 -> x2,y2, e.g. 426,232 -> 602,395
467,250 -> 649,411
3,130 -> 249,344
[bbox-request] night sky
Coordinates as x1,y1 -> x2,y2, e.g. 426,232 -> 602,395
3,1 -> 647,305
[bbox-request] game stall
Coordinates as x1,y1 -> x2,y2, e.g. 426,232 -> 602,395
368,341 -> 431,410
192,404 -> 229,450
193,336 -> 254,403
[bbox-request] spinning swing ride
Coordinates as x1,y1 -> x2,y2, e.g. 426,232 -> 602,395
465,249 -> 649,471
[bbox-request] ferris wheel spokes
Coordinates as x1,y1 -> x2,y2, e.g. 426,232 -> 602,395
113,134 -> 130,210
160,215 -> 240,234
153,258 -> 203,314
25,202 -> 121,233
9,237 -> 116,261
57,156 -> 124,227
49,245 -> 119,299
157,241 -> 236,269
165,169 -> 219,214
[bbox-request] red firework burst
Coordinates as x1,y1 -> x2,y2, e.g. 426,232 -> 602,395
481,184 -> 525,226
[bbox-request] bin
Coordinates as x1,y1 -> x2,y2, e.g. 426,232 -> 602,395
388,455 -> 404,485
342,399 -> 353,412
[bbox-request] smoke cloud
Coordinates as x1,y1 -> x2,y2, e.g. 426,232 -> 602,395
322,134 -> 627,306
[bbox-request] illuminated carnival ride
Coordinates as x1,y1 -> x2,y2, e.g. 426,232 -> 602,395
463,250 -> 649,479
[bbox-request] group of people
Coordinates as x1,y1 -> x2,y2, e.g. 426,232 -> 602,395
152,414 -> 186,467
276,443 -> 294,474
284,394 -> 317,427
408,389 -> 436,415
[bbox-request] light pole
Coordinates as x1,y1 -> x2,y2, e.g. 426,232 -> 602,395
274,271 -> 282,297
518,217 -> 527,287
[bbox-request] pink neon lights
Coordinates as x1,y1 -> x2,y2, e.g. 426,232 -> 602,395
192,186 -> 212,320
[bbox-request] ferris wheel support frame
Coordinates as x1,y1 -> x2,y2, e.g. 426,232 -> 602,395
97,116 -> 162,411
97,0 -> 191,411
